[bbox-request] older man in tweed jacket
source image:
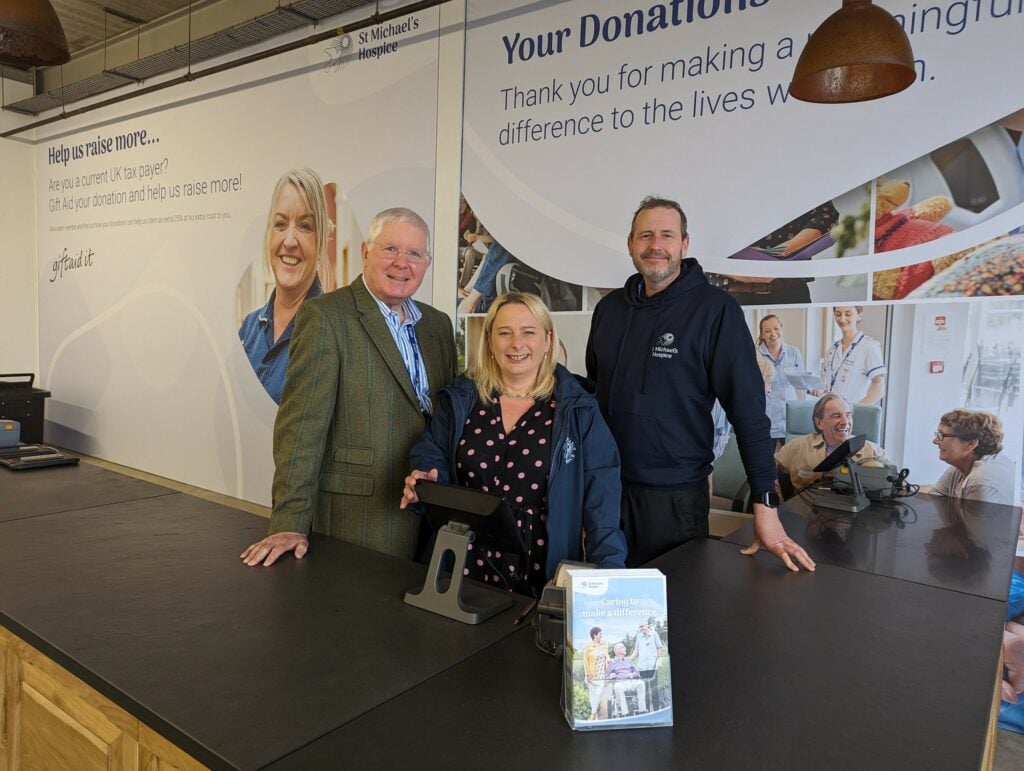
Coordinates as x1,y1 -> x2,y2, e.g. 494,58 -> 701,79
242,208 -> 456,566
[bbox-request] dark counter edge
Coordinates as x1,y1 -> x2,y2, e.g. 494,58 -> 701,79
0,611 -> 238,770
262,628 -> 536,770
1,587 -> 534,771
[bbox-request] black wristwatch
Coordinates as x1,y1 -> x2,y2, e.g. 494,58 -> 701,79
758,491 -> 780,508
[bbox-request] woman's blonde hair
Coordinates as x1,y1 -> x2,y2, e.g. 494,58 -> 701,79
469,292 -> 558,403
263,168 -> 333,287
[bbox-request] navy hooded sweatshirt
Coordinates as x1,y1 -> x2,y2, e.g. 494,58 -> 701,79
585,258 -> 776,497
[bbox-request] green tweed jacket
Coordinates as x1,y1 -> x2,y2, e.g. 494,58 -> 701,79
269,276 -> 457,560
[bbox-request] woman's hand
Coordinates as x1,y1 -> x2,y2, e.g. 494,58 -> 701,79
400,468 -> 439,509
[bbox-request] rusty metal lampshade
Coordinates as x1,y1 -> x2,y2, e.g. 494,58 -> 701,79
790,0 -> 915,103
0,0 -> 70,67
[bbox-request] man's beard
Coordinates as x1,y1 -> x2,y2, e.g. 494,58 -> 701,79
635,249 -> 679,283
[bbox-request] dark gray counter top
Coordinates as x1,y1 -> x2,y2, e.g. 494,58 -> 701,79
0,469 -> 1010,770
0,491 -> 528,770
723,492 -> 1022,601
269,538 -> 1007,771
0,460 -> 174,523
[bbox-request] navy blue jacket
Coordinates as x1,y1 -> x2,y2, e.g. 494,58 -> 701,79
585,259 -> 776,497
409,365 -> 628,578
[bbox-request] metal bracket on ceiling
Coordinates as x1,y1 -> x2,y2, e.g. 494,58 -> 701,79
185,0 -> 193,80
101,7 -> 144,83
281,5 -> 318,25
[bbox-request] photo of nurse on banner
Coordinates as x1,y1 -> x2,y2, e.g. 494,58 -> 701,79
234,169 -> 383,403
236,169 -> 337,403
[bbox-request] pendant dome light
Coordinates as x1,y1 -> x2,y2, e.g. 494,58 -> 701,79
790,0 -> 915,104
0,0 -> 70,68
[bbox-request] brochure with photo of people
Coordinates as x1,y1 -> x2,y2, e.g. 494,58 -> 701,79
563,568 -> 672,731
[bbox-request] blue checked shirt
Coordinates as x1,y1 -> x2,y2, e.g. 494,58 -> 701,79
366,289 -> 433,415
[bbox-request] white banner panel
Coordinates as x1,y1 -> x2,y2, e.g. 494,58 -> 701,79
464,0 -> 1024,286
35,8 -> 441,504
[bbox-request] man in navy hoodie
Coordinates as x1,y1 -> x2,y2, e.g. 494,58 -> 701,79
585,196 -> 815,572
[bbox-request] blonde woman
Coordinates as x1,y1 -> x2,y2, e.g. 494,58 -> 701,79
756,314 -> 805,444
239,168 -> 332,403
401,292 -> 626,597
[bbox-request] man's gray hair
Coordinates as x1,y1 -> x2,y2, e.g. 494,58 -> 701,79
812,392 -> 851,425
365,207 -> 431,258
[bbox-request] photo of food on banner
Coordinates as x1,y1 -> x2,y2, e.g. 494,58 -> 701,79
873,115 -> 1024,300
456,196 -> 583,316
704,187 -> 870,306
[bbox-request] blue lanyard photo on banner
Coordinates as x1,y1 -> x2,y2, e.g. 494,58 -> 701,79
828,333 -> 864,391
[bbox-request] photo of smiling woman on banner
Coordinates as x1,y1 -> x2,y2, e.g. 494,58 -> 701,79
239,168 -> 334,403
818,306 -> 886,405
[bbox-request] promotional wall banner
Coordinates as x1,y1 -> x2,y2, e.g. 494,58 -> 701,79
463,0 -> 1024,287
462,3 -> 1024,732
36,7 -> 441,504
461,0 -> 1024,487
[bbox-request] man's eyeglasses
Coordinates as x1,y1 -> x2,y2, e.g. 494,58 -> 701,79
934,431 -> 974,441
375,244 -> 429,263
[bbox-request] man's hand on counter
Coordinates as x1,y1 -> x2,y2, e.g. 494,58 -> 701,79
241,532 -> 309,567
740,503 -> 817,573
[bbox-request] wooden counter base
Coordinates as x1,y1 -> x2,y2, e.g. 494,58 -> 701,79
1,627 -> 205,771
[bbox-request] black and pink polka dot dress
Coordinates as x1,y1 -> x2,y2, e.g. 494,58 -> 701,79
455,395 -> 555,597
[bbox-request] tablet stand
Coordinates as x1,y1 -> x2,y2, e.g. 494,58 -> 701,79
815,461 -> 870,514
404,522 -> 514,624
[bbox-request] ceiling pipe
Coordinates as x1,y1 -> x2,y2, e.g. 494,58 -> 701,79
2,0 -> 450,139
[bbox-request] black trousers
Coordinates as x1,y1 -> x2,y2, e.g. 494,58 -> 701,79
621,481 -> 710,568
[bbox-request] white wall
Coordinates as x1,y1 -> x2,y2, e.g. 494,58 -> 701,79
0,78 -> 38,375
898,302 -> 972,483
430,0 -> 466,315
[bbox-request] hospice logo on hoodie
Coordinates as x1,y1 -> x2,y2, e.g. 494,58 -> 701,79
652,332 -> 678,359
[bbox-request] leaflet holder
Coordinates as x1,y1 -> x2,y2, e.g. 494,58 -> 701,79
810,434 -> 870,514
404,480 -> 518,625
